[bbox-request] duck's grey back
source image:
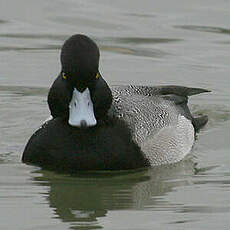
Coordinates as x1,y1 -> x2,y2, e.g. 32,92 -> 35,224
109,85 -> 195,166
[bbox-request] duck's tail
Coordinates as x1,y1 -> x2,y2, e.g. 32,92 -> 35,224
156,85 -> 210,131
192,115 -> 208,132
156,85 -> 211,97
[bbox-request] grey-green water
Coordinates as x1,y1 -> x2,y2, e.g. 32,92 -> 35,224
0,0 -> 230,229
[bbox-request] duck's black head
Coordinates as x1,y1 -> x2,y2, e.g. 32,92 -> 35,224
61,34 -> 100,90
48,34 -> 112,128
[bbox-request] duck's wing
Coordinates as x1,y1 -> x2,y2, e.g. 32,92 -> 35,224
110,85 -> 210,166
151,85 -> 210,132
110,88 -> 181,144
111,85 -> 210,132
112,85 -> 210,97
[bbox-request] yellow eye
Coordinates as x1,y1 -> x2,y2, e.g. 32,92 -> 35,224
62,72 -> 68,79
95,73 -> 100,79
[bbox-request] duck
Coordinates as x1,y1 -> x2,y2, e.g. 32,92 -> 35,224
22,34 -> 209,172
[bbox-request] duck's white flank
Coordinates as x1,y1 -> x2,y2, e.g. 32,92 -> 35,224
141,115 -> 194,166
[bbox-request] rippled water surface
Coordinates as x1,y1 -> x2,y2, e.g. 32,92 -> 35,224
0,0 -> 230,229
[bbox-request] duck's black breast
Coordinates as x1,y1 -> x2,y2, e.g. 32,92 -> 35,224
22,117 -> 149,172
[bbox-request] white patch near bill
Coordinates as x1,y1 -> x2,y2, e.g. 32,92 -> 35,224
69,88 -> 97,127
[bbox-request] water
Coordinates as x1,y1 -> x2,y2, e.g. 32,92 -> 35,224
0,0 -> 230,229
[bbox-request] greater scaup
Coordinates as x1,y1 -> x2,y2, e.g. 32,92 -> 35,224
22,34 -> 209,172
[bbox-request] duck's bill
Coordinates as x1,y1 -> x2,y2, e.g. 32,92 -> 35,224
68,88 -> 97,128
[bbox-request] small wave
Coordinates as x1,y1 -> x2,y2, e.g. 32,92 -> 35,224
177,205 -> 230,214
0,19 -> 8,24
96,36 -> 181,58
100,44 -> 169,58
0,45 -> 60,52
0,33 -> 67,40
102,36 -> 182,45
126,13 -> 156,18
0,85 -> 48,96
174,25 -> 230,35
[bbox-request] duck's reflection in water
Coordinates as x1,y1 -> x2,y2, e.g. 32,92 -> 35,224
33,159 -> 195,229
